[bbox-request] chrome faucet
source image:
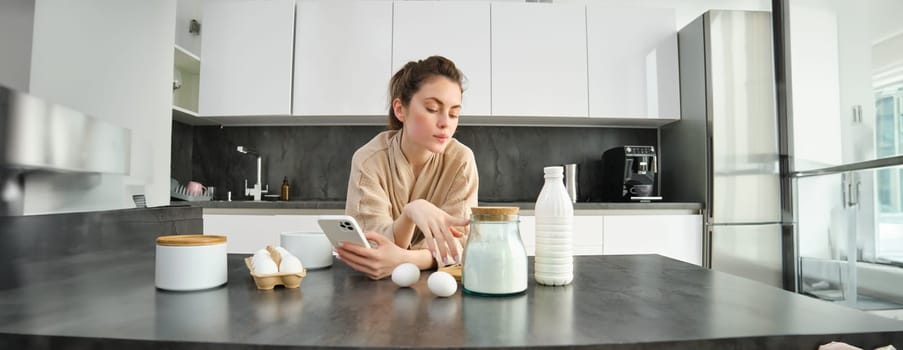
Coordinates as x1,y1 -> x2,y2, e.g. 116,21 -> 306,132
236,146 -> 268,201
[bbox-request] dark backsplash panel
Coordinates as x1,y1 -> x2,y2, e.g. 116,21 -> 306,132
456,127 -> 658,202
187,125 -> 382,201
174,122 -> 657,202
171,120 -> 194,185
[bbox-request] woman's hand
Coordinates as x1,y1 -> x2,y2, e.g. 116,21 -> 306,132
403,199 -> 469,265
335,231 -> 408,280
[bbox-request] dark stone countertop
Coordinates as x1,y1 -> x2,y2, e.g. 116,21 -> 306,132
0,206 -> 203,266
1,253 -> 901,349
181,200 -> 703,211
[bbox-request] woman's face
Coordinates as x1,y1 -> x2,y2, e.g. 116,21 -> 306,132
394,76 -> 462,154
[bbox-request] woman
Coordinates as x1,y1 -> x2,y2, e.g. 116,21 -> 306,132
338,56 -> 479,280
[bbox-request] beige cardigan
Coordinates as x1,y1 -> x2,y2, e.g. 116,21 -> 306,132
345,130 -> 479,248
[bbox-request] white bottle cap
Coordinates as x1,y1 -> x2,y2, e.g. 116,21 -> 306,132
543,166 -> 564,176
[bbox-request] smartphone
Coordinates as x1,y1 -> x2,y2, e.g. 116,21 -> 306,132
317,215 -> 372,249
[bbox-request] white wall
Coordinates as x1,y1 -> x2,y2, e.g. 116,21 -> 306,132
793,0 -> 900,264
789,1 -> 844,261
834,1 -> 875,165
873,35 -> 903,74
870,0 -> 903,93
797,175 -> 846,259
25,0 -> 176,214
0,0 -> 35,92
557,0 -> 770,29
869,0 -> 903,44
176,0 -> 203,55
833,1 -> 876,261
788,0 -> 843,170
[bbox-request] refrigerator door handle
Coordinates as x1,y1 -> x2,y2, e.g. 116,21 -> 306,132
706,136 -> 714,220
703,220 -> 712,268
710,221 -> 784,226
842,172 -> 860,208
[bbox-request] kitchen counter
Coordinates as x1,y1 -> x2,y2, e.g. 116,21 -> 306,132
1,253 -> 901,349
183,199 -> 703,212
0,206 -> 203,264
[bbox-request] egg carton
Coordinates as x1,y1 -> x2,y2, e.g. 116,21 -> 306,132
170,184 -> 212,202
245,246 -> 307,290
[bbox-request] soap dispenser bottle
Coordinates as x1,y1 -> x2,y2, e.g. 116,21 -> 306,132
280,176 -> 290,201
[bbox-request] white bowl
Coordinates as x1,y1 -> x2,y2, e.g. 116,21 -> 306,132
155,235 -> 228,291
281,231 -> 334,269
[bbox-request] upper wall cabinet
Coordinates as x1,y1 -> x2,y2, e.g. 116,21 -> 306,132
293,1 -> 392,116
587,6 -> 680,120
392,1 -> 491,116
194,0 -> 681,126
491,3 -> 588,117
198,0 -> 294,117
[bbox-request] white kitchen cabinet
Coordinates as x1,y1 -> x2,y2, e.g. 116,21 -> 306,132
490,2 -> 588,117
574,216 -> 605,255
207,211 -> 700,263
198,0 -> 294,117
209,212 -> 606,256
171,45 -> 217,126
173,45 -> 200,116
586,7 -> 679,120
293,1 -> 392,116
602,215 -> 703,266
204,214 -> 322,254
392,1 -> 491,116
28,0 -> 176,211
519,215 -> 605,256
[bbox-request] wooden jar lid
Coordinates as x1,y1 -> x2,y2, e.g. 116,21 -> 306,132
471,206 -> 519,221
156,234 -> 226,246
471,206 -> 520,215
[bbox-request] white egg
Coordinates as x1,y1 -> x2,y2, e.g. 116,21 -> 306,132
274,246 -> 292,258
252,254 -> 278,274
279,255 -> 304,273
391,263 -> 420,287
251,251 -> 269,266
427,271 -> 457,297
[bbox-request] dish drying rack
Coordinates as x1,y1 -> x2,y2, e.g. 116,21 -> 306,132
170,184 -> 212,201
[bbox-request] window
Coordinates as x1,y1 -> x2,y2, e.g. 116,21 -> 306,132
876,91 -> 903,265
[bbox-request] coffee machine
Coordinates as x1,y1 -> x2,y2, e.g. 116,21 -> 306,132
600,145 -> 661,202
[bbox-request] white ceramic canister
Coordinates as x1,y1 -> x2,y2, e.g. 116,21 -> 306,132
155,235 -> 228,291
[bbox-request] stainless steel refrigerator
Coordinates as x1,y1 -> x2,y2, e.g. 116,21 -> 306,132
661,10 -> 784,288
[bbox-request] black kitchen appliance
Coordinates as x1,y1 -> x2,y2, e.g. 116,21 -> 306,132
601,145 -> 661,202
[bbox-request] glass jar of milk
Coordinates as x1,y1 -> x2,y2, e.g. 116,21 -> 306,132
462,206 -> 527,296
